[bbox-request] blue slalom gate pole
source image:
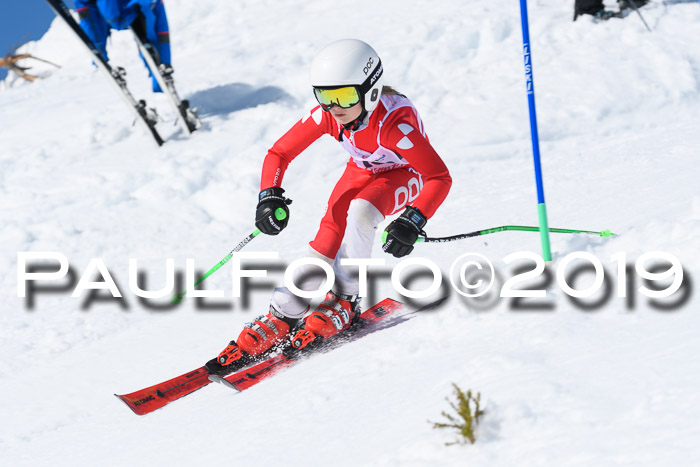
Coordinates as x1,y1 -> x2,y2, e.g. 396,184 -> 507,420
519,0 -> 552,261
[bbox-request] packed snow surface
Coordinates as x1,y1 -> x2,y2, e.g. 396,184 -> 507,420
2,0 -> 699,465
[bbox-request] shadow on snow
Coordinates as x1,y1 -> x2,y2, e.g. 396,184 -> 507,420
188,82 -> 294,117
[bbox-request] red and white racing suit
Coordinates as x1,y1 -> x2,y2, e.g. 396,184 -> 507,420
263,93 -> 452,318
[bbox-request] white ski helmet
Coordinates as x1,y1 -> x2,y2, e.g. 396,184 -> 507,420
309,39 -> 384,112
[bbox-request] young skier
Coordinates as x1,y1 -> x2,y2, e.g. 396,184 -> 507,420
74,0 -> 171,91
214,39 -> 452,368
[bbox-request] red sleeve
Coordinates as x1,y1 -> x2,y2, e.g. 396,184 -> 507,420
260,106 -> 335,189
381,111 -> 452,218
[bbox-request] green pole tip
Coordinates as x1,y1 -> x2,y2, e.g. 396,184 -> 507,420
171,294 -> 183,304
274,208 -> 287,220
381,231 -> 388,243
600,229 -> 615,237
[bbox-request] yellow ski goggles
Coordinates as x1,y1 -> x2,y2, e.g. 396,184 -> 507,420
313,86 -> 361,111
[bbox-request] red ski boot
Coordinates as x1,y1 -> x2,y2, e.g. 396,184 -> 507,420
236,307 -> 299,356
208,307 -> 299,374
291,292 -> 360,349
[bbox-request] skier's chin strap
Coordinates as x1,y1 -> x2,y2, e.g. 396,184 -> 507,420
337,108 -> 368,142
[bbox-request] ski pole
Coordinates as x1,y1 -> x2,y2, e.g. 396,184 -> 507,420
417,225 -> 615,243
627,0 -> 652,32
382,225 -> 615,246
171,208 -> 287,304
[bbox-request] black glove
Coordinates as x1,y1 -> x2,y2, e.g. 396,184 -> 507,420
255,187 -> 292,235
382,206 -> 427,258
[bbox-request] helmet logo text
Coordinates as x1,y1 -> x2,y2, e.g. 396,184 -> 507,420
363,57 -> 374,75
369,63 -> 383,86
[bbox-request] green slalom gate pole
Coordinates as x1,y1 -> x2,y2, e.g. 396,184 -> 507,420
171,208 -> 287,304
519,0 -> 552,261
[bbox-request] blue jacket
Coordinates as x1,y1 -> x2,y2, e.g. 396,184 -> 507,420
75,0 -> 171,89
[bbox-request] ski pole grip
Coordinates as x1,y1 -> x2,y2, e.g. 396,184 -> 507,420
274,208 -> 287,221
380,230 -> 423,245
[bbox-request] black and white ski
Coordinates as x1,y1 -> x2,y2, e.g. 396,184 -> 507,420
45,0 -> 164,146
130,27 -> 200,135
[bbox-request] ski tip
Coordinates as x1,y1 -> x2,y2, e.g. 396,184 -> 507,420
600,229 -> 616,237
114,394 -> 146,416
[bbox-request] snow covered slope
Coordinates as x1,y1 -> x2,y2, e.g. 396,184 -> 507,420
1,0 -> 699,465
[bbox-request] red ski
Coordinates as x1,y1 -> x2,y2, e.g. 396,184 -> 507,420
209,297 -> 412,392
116,297 -> 444,415
115,366 -> 212,415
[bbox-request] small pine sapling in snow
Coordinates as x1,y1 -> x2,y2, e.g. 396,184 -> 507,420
429,383 -> 485,445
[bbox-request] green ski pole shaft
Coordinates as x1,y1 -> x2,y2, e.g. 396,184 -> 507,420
171,208 -> 287,304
